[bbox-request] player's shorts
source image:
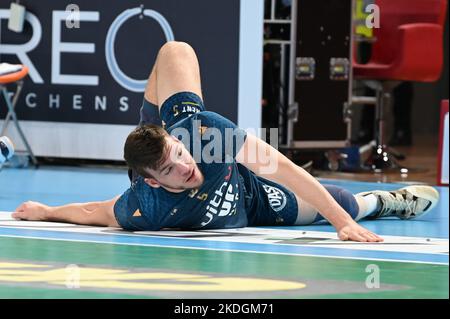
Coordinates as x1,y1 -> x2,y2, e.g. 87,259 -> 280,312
160,91 -> 205,128
238,167 -> 299,226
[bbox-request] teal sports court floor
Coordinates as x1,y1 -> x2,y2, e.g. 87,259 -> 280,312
0,166 -> 448,298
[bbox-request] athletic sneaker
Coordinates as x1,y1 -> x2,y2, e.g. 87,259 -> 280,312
0,136 -> 14,164
359,185 -> 440,220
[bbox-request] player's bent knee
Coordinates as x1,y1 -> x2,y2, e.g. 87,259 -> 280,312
324,185 -> 359,219
158,41 -> 195,61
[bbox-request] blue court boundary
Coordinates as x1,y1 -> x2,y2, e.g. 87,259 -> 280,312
0,226 -> 447,265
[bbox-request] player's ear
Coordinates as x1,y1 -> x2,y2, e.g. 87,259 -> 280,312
144,178 -> 161,188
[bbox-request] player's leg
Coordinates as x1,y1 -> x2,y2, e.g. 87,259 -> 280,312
294,185 -> 360,225
144,64 -> 158,105
139,64 -> 162,127
154,41 -> 203,108
294,184 -> 440,225
139,40 -> 202,126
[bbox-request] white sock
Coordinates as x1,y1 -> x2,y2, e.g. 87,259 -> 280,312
355,193 -> 380,220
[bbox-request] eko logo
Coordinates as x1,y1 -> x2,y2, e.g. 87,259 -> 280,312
202,182 -> 239,227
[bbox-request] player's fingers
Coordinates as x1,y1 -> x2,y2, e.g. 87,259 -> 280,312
11,211 -> 24,220
353,232 -> 369,242
14,203 -> 25,212
338,231 -> 349,241
364,233 -> 378,242
362,232 -> 383,242
369,232 -> 384,242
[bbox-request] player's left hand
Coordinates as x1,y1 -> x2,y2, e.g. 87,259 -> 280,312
337,220 -> 384,242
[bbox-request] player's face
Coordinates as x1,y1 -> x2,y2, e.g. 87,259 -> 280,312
145,136 -> 204,192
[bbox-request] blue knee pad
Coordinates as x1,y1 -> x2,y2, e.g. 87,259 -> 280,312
313,185 -> 359,222
324,184 -> 359,219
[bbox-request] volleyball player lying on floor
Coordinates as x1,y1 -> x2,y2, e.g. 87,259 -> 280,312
13,42 -> 439,242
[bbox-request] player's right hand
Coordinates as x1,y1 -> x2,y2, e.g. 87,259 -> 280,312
12,201 -> 51,221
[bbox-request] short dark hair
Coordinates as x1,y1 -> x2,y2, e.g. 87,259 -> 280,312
124,125 -> 169,178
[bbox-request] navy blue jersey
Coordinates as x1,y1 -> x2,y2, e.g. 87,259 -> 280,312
114,92 -> 249,230
114,92 -> 299,231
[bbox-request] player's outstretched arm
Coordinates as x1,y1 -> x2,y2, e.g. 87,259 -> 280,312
236,134 -> 382,242
12,196 -> 120,227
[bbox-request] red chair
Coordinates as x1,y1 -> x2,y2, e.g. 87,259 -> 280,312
0,65 -> 38,166
353,0 -> 447,172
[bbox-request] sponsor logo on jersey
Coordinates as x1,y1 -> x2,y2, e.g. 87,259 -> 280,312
202,181 -> 239,227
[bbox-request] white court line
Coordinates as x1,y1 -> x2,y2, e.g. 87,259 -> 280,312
0,233 -> 448,266
0,212 -> 448,255
0,212 -> 448,265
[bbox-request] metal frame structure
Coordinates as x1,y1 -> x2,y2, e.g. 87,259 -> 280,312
284,0 -> 355,149
263,0 -> 293,145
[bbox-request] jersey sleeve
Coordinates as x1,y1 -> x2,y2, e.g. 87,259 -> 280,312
113,187 -> 161,231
